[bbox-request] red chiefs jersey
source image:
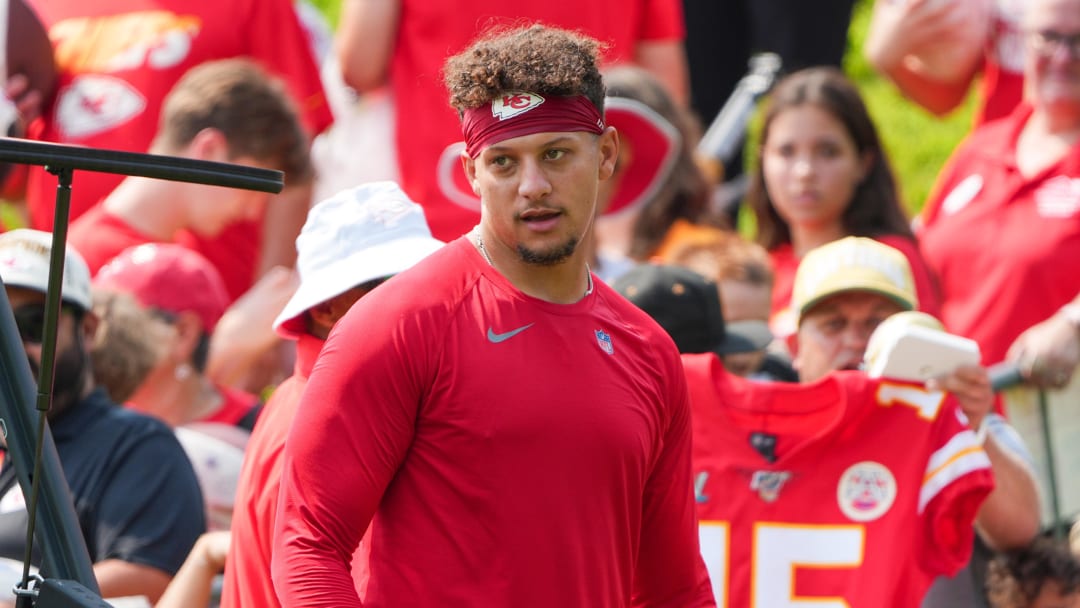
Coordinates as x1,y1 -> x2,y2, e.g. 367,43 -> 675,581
684,354 -> 994,608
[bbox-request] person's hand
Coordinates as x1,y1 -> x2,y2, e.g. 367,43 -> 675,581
1006,312 -> 1080,390
206,266 -> 299,388
3,73 -> 45,132
864,0 -> 972,72
926,364 -> 994,429
192,531 -> 231,573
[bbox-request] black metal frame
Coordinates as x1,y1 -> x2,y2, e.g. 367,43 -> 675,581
0,137 -> 282,604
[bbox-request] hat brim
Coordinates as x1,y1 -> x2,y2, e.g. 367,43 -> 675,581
798,287 -> 915,324
273,235 -> 444,338
715,319 -> 774,355
600,98 -> 681,217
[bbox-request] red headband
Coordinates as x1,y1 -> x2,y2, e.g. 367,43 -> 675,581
461,92 -> 604,158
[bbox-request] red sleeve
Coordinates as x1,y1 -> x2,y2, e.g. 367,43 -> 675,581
243,0 -> 333,136
632,354 -> 717,607
918,399 -> 994,577
639,0 -> 685,41
271,301 -> 428,606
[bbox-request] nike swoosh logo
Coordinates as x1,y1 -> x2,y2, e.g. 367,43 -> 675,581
487,323 -> 534,343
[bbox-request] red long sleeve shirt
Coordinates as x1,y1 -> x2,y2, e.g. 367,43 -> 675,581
272,238 -> 713,607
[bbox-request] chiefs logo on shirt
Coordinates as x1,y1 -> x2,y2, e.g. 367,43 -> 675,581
837,461 -> 897,522
55,75 -> 147,140
1035,176 -> 1080,218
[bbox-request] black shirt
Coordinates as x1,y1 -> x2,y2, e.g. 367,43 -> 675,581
0,388 -> 206,575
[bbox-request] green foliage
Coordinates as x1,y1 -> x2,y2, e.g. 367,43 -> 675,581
306,0 -> 342,28
843,0 -> 977,214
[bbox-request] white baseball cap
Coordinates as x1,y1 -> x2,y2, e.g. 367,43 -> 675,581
0,229 -> 92,311
273,181 -> 445,338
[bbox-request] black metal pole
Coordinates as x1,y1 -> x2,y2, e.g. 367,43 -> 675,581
0,282 -> 98,592
0,137 -> 283,193
0,136 -> 285,599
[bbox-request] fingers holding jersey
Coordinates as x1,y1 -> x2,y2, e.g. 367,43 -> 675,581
926,364 -> 993,428
2,74 -> 44,130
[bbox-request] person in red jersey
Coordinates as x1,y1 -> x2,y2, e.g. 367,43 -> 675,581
613,254 -> 987,606
23,0 -> 331,299
220,181 -> 444,608
272,25 -> 715,607
700,237 -> 1037,607
686,355 -> 995,607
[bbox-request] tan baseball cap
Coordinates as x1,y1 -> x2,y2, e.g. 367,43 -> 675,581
792,237 -> 917,323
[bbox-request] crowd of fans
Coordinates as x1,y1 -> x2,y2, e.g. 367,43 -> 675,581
0,0 -> 1077,606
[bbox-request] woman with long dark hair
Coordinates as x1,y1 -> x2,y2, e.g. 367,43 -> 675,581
746,66 -> 940,343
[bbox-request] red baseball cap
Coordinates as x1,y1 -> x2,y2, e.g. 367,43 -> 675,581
94,243 -> 230,334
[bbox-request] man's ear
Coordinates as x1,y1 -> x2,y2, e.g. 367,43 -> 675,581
79,310 -> 100,346
186,128 -> 230,162
461,151 -> 480,195
598,126 -> 619,182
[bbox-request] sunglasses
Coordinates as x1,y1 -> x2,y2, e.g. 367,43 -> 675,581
11,302 -> 76,344
1027,30 -> 1080,60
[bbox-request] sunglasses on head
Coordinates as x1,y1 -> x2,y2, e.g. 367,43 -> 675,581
12,302 -> 77,344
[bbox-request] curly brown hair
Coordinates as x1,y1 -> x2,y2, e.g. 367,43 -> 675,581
90,289 -> 171,403
443,24 -> 607,114
986,537 -> 1080,608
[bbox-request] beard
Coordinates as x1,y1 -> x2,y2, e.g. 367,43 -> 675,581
517,236 -> 579,267
27,342 -> 88,420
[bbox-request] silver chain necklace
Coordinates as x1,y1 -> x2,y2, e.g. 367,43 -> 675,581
474,230 -> 594,297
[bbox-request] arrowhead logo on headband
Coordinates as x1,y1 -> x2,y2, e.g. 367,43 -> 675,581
492,92 -> 545,121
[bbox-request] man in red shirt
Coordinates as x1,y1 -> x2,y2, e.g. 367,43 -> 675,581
23,0 -> 332,299
701,237 -> 1038,606
220,181 -> 444,608
618,239 -> 1040,606
272,25 -> 714,607
68,59 -> 311,278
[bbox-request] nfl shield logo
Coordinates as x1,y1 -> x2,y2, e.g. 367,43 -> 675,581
595,329 -> 614,355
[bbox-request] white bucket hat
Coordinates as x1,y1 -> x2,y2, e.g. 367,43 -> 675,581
273,181 -> 445,338
0,229 -> 92,311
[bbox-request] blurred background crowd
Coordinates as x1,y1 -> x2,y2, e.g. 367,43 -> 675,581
0,0 -> 1078,605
